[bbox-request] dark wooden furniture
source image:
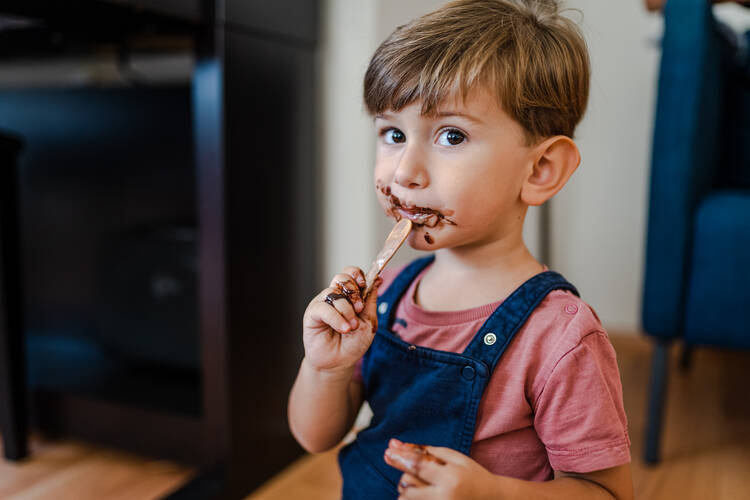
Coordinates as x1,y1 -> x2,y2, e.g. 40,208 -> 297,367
0,1 -> 319,497
0,133 -> 26,461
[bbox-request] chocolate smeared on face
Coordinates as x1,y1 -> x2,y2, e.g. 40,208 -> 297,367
377,184 -> 456,228
424,232 -> 434,244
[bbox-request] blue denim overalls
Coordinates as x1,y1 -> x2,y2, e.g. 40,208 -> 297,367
338,255 -> 579,499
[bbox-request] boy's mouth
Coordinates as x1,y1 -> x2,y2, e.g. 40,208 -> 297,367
378,184 -> 456,228
396,207 -> 441,227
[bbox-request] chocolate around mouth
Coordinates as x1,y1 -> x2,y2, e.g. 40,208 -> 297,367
378,184 -> 456,228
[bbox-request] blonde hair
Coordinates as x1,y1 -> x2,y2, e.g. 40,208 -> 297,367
363,0 -> 590,143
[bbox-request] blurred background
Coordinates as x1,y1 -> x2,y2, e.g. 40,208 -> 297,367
1,0 -> 749,499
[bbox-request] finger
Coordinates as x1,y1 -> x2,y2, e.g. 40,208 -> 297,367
397,480 -> 437,500
399,489 -> 437,500
305,299 -> 353,334
329,272 -> 361,293
397,473 -> 428,492
328,292 -> 360,330
330,274 -> 364,312
385,446 -> 441,477
423,445 -> 470,466
360,277 -> 383,324
319,286 -> 359,329
341,266 -> 367,289
384,442 -> 447,485
389,440 -> 447,465
329,273 -> 359,293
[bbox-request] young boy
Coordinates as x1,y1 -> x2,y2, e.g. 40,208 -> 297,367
288,1 -> 633,498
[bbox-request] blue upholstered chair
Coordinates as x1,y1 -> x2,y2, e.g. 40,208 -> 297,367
642,0 -> 750,464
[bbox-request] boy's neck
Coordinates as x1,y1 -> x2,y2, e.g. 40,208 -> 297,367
416,230 -> 544,311
436,221 -> 542,271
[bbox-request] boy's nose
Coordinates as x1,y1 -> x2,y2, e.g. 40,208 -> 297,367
394,145 -> 429,189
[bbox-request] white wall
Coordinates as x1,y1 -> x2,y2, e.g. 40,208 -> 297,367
320,1 -> 750,333
318,0 -> 380,283
549,2 -> 663,333
558,2 -> 750,332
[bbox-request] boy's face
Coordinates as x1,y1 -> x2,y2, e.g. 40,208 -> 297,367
374,87 -> 534,251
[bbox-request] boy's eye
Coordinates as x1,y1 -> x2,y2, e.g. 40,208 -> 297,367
383,128 -> 406,144
437,129 -> 466,146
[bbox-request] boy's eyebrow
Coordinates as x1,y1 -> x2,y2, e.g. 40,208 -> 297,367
433,111 -> 484,125
374,111 -> 484,124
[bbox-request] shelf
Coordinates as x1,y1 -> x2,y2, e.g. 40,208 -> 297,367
27,331 -> 202,418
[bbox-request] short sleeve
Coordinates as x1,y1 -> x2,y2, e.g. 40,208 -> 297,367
533,331 -> 631,473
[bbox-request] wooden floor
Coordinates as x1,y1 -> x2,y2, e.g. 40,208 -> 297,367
0,436 -> 193,499
2,334 -> 750,499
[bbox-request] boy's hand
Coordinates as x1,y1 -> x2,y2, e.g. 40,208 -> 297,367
302,266 -> 382,373
384,439 -> 500,500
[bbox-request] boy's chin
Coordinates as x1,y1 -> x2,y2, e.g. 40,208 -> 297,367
406,227 -> 440,251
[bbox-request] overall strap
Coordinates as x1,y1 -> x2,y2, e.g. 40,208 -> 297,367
462,271 -> 579,370
377,255 -> 435,329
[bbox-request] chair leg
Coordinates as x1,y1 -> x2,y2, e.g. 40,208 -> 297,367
644,338 -> 671,464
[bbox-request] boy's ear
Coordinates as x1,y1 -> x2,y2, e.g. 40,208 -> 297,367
520,136 -> 580,206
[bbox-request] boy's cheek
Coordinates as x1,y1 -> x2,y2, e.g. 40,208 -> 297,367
406,230 -> 432,250
406,225 -> 450,251
373,166 -> 391,186
373,187 -> 390,213
374,178 -> 395,215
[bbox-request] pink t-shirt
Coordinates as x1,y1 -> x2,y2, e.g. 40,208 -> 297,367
354,264 -> 631,481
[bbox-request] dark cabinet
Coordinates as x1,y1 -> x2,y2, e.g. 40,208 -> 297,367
0,1 -> 319,497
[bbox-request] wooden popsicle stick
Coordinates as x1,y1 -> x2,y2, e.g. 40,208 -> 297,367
363,218 -> 413,299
